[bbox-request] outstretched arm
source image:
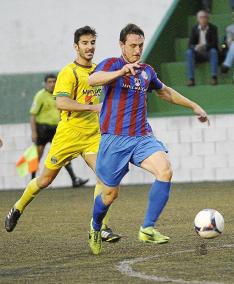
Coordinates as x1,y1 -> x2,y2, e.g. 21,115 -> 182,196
56,97 -> 101,113
157,86 -> 209,123
89,61 -> 140,86
89,70 -> 123,86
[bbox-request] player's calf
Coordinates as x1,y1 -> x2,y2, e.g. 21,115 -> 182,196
37,175 -> 55,188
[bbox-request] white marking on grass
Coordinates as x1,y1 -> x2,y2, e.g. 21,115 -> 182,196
117,244 -> 234,284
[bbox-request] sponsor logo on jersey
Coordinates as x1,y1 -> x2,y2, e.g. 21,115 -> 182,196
82,88 -> 102,96
83,87 -> 102,104
122,83 -> 147,92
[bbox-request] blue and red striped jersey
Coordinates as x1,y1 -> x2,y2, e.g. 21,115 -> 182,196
94,56 -> 164,136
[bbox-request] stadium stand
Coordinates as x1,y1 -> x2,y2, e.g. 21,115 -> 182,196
143,0 -> 234,117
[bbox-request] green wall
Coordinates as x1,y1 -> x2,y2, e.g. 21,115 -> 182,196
0,73 -> 55,124
148,85 -> 234,117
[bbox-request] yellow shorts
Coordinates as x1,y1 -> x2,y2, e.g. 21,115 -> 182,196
45,120 -> 100,170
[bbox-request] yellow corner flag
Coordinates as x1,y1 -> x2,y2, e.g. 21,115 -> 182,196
16,145 -> 39,177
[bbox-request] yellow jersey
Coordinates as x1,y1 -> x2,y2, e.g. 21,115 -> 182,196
53,61 -> 102,131
30,88 -> 60,125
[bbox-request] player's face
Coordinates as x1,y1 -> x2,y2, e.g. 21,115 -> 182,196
45,78 -> 56,93
75,34 -> 96,61
120,34 -> 144,63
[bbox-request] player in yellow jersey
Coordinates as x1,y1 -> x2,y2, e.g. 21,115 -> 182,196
5,26 -> 121,243
30,73 -> 88,187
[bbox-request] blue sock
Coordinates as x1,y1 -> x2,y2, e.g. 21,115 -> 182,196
92,194 -> 110,231
143,180 -> 171,228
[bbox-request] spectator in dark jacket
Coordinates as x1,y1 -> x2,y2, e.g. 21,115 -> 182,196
186,10 -> 219,86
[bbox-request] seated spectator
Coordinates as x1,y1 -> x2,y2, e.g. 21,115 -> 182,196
221,22 -> 234,73
186,10 -> 219,86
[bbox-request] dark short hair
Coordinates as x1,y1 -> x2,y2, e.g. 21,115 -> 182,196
74,26 -> 97,44
119,23 -> 144,43
44,74 -> 57,82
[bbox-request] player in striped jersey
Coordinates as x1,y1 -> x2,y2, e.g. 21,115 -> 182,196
88,23 -> 209,254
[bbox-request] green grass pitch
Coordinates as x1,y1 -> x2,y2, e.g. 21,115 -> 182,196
0,182 -> 233,283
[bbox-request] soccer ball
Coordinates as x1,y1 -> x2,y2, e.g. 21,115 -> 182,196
194,209 -> 224,239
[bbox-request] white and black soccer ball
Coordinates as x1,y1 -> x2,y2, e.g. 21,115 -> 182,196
194,209 -> 224,239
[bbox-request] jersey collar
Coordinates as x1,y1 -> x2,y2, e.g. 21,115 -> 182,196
73,60 -> 92,68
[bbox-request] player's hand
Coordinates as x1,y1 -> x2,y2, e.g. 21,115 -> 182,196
31,132 -> 38,143
0,138 -> 3,148
193,105 -> 210,125
121,61 -> 141,76
90,103 -> 102,113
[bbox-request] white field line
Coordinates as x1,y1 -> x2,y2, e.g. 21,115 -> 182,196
116,244 -> 234,284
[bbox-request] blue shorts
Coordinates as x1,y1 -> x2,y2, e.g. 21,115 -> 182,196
96,134 -> 168,187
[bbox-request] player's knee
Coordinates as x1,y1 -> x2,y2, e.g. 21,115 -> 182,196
103,189 -> 119,205
157,164 -> 173,181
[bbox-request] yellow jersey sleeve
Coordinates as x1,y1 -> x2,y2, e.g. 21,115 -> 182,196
30,91 -> 43,115
53,66 -> 76,98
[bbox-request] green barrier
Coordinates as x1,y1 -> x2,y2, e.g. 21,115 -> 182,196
143,0 -> 233,117
0,73 -> 56,124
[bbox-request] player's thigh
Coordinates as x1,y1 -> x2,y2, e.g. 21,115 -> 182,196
140,151 -> 172,181
96,134 -> 131,187
84,151 -> 120,204
37,166 -> 60,188
84,154 -> 110,196
81,129 -> 100,172
45,123 -> 82,170
83,153 -> 97,173
45,140 -> 75,170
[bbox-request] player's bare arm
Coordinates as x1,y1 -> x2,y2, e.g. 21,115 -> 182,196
30,115 -> 38,143
88,61 -> 140,86
56,96 -> 102,112
157,86 -> 209,123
